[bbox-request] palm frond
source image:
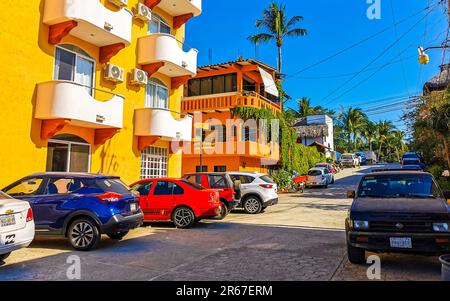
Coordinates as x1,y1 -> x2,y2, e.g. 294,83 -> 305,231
285,28 -> 308,37
247,33 -> 275,44
286,15 -> 304,28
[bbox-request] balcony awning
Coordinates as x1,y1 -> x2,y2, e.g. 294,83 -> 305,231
258,67 -> 279,98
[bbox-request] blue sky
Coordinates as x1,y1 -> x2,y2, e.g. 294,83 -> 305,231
185,0 -> 448,131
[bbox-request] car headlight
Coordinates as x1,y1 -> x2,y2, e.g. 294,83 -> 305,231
353,220 -> 369,230
433,223 -> 449,232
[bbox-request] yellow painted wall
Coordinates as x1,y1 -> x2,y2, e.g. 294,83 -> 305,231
0,0 -> 188,187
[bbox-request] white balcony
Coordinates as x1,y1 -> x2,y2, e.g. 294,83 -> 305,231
138,34 -> 198,77
43,0 -> 132,47
134,108 -> 192,141
156,0 -> 202,17
35,81 -> 124,129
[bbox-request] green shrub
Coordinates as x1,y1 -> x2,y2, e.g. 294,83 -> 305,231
271,170 -> 294,191
438,178 -> 450,191
429,165 -> 444,179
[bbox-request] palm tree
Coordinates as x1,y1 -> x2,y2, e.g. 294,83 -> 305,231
362,121 -> 377,151
375,120 -> 394,162
248,2 -> 307,73
295,97 -> 335,118
338,107 -> 368,151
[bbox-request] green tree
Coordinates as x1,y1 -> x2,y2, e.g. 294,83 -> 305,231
248,2 -> 307,73
375,120 -> 395,161
362,121 -> 377,151
338,107 -> 368,151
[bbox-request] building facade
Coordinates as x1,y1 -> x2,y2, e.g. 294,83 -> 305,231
294,115 -> 334,158
0,0 -> 201,187
181,59 -> 281,174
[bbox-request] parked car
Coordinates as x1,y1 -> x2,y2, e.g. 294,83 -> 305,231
401,152 -> 426,169
315,163 -> 335,174
401,164 -> 423,171
341,153 -> 359,168
0,191 -> 35,262
363,151 -> 378,164
130,178 -> 221,228
2,173 -> 143,251
228,172 -> 278,214
306,168 -> 334,188
345,170 -> 450,264
183,172 -> 241,218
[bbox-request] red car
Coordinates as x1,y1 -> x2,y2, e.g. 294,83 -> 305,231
183,173 -> 241,219
129,178 -> 221,228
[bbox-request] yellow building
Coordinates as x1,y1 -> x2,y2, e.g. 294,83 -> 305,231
0,0 -> 201,187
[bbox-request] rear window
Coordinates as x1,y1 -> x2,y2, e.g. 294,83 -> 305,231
308,170 -> 323,176
260,175 -> 274,184
403,153 -> 419,159
342,155 -> 353,160
208,175 -> 230,188
0,191 -> 12,199
84,178 -> 131,194
358,174 -> 442,198
181,180 -> 205,190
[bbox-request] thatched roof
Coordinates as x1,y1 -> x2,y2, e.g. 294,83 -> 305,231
295,124 -> 329,138
424,64 -> 450,94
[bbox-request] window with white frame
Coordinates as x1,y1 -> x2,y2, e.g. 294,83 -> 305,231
146,78 -> 169,109
54,44 -> 95,95
148,13 -> 171,34
141,146 -> 168,179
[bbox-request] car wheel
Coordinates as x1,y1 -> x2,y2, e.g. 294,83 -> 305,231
107,231 -> 129,240
347,243 -> 366,264
0,252 -> 11,262
217,201 -> 229,220
68,217 -> 101,251
243,196 -> 262,214
172,207 -> 195,229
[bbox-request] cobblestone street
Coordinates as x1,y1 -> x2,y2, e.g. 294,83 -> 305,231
0,166 -> 442,281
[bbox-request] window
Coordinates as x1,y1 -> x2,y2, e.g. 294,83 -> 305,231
260,175 -> 275,184
141,146 -> 168,179
131,182 -> 153,196
149,13 -> 171,34
230,175 -> 255,184
54,44 -> 95,95
146,78 -> 169,109
187,73 -> 237,97
45,178 -> 85,195
185,175 -> 202,185
208,175 -> 229,188
46,134 -> 91,173
153,181 -> 183,196
214,166 -> 227,172
84,178 -> 131,194
196,166 -> 208,172
5,178 -> 43,197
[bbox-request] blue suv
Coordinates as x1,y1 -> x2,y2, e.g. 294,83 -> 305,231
2,173 -> 143,251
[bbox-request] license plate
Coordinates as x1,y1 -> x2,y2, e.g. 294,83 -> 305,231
0,215 -> 16,227
130,203 -> 137,212
390,237 -> 412,249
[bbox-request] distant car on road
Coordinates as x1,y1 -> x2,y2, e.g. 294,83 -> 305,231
315,163 -> 335,174
229,172 -> 278,214
2,173 -> 143,251
346,170 -> 450,264
402,152 -> 426,169
355,152 -> 367,165
341,153 -> 359,168
130,178 -> 222,228
306,168 -> 334,188
0,191 -> 35,262
401,164 -> 423,171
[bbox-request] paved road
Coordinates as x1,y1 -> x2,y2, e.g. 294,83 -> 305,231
0,166 -> 442,281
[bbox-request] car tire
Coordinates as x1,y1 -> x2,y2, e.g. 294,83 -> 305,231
172,207 -> 195,229
0,252 -> 11,262
243,196 -> 263,214
68,217 -> 101,251
107,231 -> 129,240
347,243 -> 366,264
217,201 -> 229,220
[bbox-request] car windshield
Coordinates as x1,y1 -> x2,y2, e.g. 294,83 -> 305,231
342,155 -> 353,160
403,153 -> 419,159
84,178 -> 131,194
0,190 -> 12,199
181,180 -> 205,190
308,170 -> 322,176
358,174 -> 442,198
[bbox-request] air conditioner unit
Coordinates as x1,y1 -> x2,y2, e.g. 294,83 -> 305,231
131,68 -> 148,86
135,3 -> 152,22
108,0 -> 128,8
104,64 -> 124,83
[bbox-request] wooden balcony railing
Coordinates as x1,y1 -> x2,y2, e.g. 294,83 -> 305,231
181,92 -> 282,115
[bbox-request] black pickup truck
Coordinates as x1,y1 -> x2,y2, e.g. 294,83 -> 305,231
346,170 -> 450,264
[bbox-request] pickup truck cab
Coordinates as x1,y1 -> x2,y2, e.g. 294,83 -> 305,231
346,170 -> 450,264
341,153 -> 359,168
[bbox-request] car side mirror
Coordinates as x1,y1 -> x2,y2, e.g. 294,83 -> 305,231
347,190 -> 356,199
444,191 -> 450,200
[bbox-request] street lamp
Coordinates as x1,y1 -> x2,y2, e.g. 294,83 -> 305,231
418,45 -> 450,65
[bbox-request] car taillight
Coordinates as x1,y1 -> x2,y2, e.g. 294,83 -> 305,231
97,192 -> 124,203
209,193 -> 216,203
259,184 -> 273,189
26,208 -> 33,222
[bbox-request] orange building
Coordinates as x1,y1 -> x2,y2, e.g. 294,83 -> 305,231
181,59 -> 282,174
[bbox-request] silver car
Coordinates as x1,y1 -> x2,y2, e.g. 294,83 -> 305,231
306,167 -> 334,188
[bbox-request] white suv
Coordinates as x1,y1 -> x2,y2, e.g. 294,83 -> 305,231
229,172 -> 278,214
0,191 -> 35,263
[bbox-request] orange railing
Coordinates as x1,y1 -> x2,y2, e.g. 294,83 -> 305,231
181,92 -> 282,115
